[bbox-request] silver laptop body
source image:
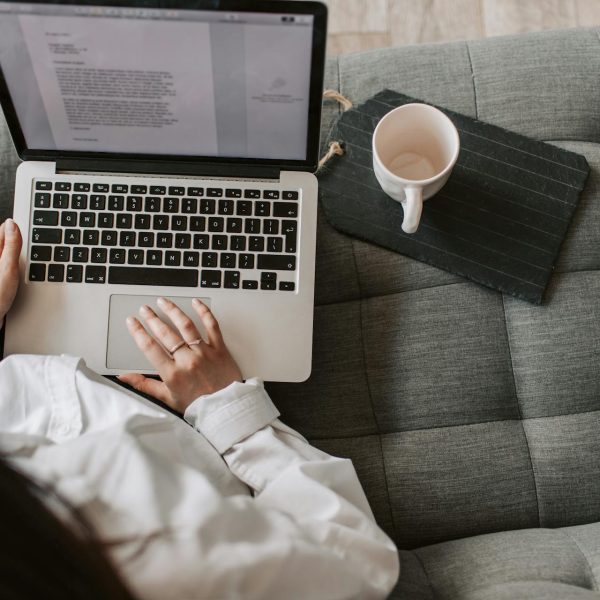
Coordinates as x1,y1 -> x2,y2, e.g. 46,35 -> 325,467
0,0 -> 327,382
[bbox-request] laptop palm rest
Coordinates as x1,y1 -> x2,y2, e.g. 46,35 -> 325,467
106,295 -> 211,372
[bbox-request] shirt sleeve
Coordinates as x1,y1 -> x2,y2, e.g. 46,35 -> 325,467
183,379 -> 400,599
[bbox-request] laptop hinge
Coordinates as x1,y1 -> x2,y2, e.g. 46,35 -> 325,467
55,158 -> 281,180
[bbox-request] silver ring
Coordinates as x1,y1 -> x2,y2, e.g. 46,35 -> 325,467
169,341 -> 188,355
188,339 -> 203,347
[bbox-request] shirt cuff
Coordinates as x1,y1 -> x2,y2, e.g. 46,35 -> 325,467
183,378 -> 280,454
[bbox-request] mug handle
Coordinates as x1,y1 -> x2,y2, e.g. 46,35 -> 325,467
402,186 -> 423,234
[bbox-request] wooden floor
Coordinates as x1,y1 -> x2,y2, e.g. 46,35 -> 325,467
325,0 -> 600,55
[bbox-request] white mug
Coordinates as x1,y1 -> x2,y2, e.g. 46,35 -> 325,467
372,103 -> 460,234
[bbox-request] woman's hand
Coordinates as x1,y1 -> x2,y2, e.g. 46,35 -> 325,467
119,297 -> 243,413
0,219 -> 22,326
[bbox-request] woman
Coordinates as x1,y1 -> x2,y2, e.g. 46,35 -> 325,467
0,217 -> 399,599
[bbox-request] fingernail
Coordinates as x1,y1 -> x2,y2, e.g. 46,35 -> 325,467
126,316 -> 136,327
140,305 -> 152,316
157,297 -> 167,307
192,298 -> 201,306
5,218 -> 15,234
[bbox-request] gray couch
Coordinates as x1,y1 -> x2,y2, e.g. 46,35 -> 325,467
1,26 -> 599,600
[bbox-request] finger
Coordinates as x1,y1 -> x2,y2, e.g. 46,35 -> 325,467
126,316 -> 173,371
0,222 -> 5,256
192,298 -> 223,347
139,304 -> 191,356
118,373 -> 171,403
156,297 -> 203,345
0,220 -> 22,267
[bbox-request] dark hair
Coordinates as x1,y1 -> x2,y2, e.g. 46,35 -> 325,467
0,455 -> 137,600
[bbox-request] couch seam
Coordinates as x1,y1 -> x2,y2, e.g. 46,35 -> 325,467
465,41 -> 478,120
501,292 -> 541,527
350,236 -> 399,541
561,529 -> 599,591
412,549 -> 438,600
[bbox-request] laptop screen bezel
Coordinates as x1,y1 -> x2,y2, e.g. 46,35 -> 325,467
0,0 -> 327,172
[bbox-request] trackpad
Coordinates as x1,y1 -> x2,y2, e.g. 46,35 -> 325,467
106,295 -> 211,371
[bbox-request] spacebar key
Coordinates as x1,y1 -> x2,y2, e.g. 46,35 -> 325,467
109,267 -> 198,287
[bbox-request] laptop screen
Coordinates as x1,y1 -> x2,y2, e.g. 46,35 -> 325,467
0,1 -> 326,168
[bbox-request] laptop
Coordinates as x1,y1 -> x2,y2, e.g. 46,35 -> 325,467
0,0 -> 327,382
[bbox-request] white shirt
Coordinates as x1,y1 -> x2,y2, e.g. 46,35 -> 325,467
0,354 -> 399,599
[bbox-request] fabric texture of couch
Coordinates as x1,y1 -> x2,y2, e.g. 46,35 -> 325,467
1,26 -> 600,600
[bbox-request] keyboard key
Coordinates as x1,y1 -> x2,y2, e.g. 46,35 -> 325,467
283,191 -> 299,200
187,187 -> 204,196
239,253 -> 255,269
226,218 -> 243,233
218,200 -> 234,215
249,236 -> 264,252
263,219 -> 279,235
131,185 -> 147,194
61,212 -> 77,227
138,232 -> 155,247
53,246 -> 70,262
111,184 -> 128,193
64,229 -> 81,245
220,253 -> 236,269
29,263 -> 46,281
33,210 -> 58,226
164,197 -> 179,213
53,193 -> 69,209
110,249 -> 126,264
202,252 -> 217,268
168,186 -> 185,196
257,255 -> 296,271
150,186 -> 166,195
283,220 -> 298,253
73,247 -> 89,263
224,270 -> 240,288
66,264 -> 83,283
127,249 -> 144,265
127,196 -> 143,212
261,271 -> 277,281
200,270 -> 222,288
32,228 -> 61,244
116,214 -> 133,229
175,233 -> 191,249
244,189 -> 260,199
90,195 -> 106,210
135,214 -> 151,229
225,189 -> 242,198
79,212 -> 96,228
255,201 -> 270,217
147,250 -> 163,266
120,231 -> 137,247
35,181 -> 52,191
182,198 -> 198,213
31,246 -> 52,261
85,265 -> 106,283
91,248 -> 107,263
263,190 -> 280,200
208,217 -> 224,232
237,201 -> 252,216
166,251 -> 181,266
83,231 -> 99,245
145,197 -> 161,212
207,188 -> 223,197
279,281 -> 296,291
34,193 -> 51,208
211,235 -> 228,251
157,233 -> 173,248
72,194 -> 88,209
172,216 -> 187,231
274,202 -> 298,218
74,183 -> 90,192
267,237 -> 283,252
242,280 -> 258,289
101,231 -> 118,246
109,266 -> 197,287
93,183 -> 109,193
261,280 -> 276,290
193,234 -> 209,250
183,251 -> 199,267
108,195 -> 124,211
230,235 -> 246,251
51,258 -> 70,281
98,213 -> 114,228
190,216 -> 206,231
200,199 -> 216,214
245,219 -> 260,234
153,215 -> 169,230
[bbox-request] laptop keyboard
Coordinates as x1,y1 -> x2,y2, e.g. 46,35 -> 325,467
29,180 -> 299,291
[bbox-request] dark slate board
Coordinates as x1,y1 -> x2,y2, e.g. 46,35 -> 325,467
318,90 -> 590,304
